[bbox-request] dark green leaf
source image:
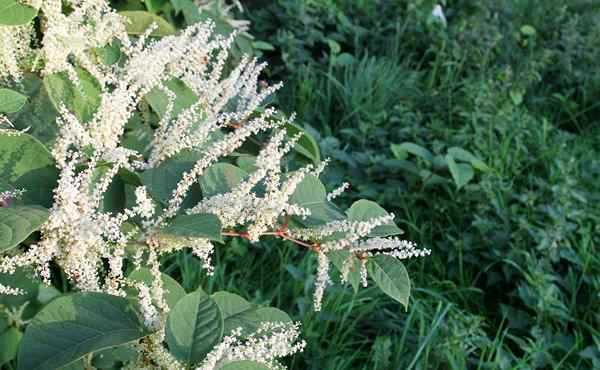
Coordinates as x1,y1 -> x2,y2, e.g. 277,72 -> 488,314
0,327 -> 21,366
145,78 -> 198,118
367,255 -> 410,309
446,155 -> 474,189
212,291 -> 260,335
397,142 -> 433,163
43,68 -> 102,123
218,361 -> 271,370
161,213 -> 223,242
346,200 -> 402,237
0,206 -> 48,252
127,268 -> 185,309
0,131 -> 54,183
199,163 -> 247,198
289,174 -> 344,227
0,88 -> 27,113
17,292 -> 151,370
285,122 -> 321,164
6,74 -> 59,145
0,268 -> 40,308
166,290 -> 223,364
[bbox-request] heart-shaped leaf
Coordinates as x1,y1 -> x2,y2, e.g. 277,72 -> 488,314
367,255 -> 410,309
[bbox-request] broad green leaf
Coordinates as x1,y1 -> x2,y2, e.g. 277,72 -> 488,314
14,166 -> 59,208
171,0 -> 202,24
119,11 -> 176,36
43,68 -> 101,123
161,213 -> 223,242
328,250 -> 360,292
289,175 -> 344,227
219,361 -> 271,370
447,147 -> 489,172
91,345 -> 138,368
17,292 -> 150,370
212,292 -> 262,335
94,42 -> 122,65
285,122 -> 321,164
254,307 -> 291,324
0,131 -> 53,183
367,255 -> 410,309
0,206 -> 48,252
200,163 -> 247,198
127,268 -> 186,309
145,78 -> 198,118
397,142 -> 433,163
0,268 -> 40,308
347,200 -> 403,237
139,151 -> 202,205
0,89 -> 27,113
0,0 -> 38,25
166,290 -> 224,364
0,328 -> 21,366
446,155 -> 474,189
6,74 -> 59,145
144,0 -> 167,13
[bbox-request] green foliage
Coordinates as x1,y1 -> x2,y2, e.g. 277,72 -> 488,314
44,68 -> 102,123
161,213 -> 223,242
0,88 -> 27,114
165,290 -> 224,364
17,292 -> 150,370
366,255 -> 410,309
0,0 -> 38,26
219,361 -> 271,370
0,131 -> 54,183
127,268 -> 186,309
119,11 -> 176,36
0,206 -> 49,252
245,0 -> 600,368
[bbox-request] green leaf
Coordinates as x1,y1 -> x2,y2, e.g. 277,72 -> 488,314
254,307 -> 292,324
390,144 -> 408,160
166,290 -> 224,364
161,213 -> 223,242
171,0 -> 202,24
218,361 -> 271,370
119,11 -> 176,36
199,163 -> 247,198
397,142 -> 433,163
17,292 -> 151,370
14,166 -> 59,208
144,0 -> 167,13
6,74 -> 59,145
145,78 -> 198,118
285,122 -> 321,164
43,68 -> 102,123
91,345 -> 138,369
328,250 -> 360,292
0,89 -> 27,113
447,147 -> 489,172
252,41 -> 275,51
0,268 -> 40,308
0,0 -> 38,25
289,174 -> 344,227
0,327 -> 21,366
367,255 -> 410,309
127,268 -> 186,309
0,131 -> 54,183
346,200 -> 402,237
445,154 -> 474,189
0,206 -> 49,252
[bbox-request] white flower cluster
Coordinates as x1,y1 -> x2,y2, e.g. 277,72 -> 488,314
199,322 -> 306,370
0,23 -> 33,81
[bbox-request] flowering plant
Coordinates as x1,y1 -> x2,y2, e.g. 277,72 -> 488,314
0,0 -> 429,368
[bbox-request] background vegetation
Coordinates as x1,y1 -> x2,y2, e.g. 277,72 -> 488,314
203,0 -> 599,368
